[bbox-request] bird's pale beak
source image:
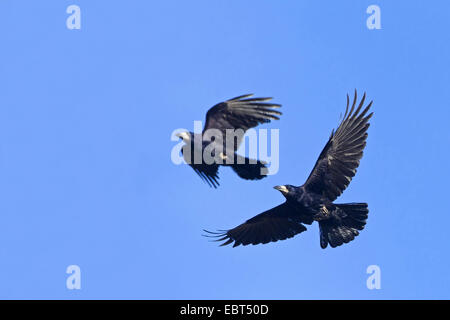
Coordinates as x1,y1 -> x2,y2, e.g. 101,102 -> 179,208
274,185 -> 289,194
176,132 -> 189,140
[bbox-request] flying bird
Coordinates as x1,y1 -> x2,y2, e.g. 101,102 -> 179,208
205,91 -> 373,248
176,94 -> 281,188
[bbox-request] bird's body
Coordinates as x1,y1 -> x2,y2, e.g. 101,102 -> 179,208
285,186 -> 322,213
205,91 -> 372,249
176,94 -> 282,188
281,186 -> 345,222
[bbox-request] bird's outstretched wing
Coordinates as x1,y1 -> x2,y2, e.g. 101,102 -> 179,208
181,144 -> 220,188
303,90 -> 373,201
203,94 -> 281,151
204,203 -> 307,247
191,163 -> 220,188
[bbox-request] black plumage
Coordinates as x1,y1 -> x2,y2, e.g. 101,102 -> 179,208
205,91 -> 373,248
176,94 -> 281,188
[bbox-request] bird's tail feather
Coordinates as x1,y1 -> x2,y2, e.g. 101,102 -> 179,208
319,203 -> 368,249
228,155 -> 268,180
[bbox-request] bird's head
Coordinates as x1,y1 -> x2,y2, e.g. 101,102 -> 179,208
273,185 -> 297,198
175,131 -> 192,142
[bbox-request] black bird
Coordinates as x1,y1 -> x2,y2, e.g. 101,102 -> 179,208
175,94 -> 281,188
205,91 -> 373,248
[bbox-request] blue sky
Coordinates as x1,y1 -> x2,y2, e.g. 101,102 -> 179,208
0,1 -> 449,299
